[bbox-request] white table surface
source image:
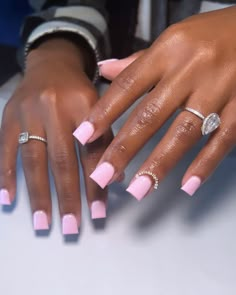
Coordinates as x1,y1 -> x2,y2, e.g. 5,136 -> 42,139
0,74 -> 235,295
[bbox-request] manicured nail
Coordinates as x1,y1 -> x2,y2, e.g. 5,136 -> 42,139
33,211 -> 49,230
126,176 -> 152,201
181,176 -> 202,196
73,121 -> 94,145
0,189 -> 11,205
97,59 -> 118,67
90,162 -> 115,189
62,214 -> 79,235
91,200 -> 106,219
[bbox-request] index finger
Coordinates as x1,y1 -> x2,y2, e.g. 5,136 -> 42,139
73,46 -> 164,145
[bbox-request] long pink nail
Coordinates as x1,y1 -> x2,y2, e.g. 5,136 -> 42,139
126,176 -> 152,201
97,59 -> 118,66
90,162 -> 115,189
62,214 -> 79,235
0,189 -> 11,205
181,176 -> 202,196
73,121 -> 94,145
91,201 -> 106,219
33,211 -> 49,230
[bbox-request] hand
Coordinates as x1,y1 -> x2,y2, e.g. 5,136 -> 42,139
0,38 -> 112,234
74,7 -> 236,200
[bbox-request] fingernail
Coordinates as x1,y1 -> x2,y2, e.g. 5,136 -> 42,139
33,211 -> 49,230
97,59 -> 119,67
0,189 -> 11,205
90,162 -> 115,189
73,121 -> 94,145
126,176 -> 152,201
91,200 -> 106,219
62,214 -> 79,235
181,176 -> 202,196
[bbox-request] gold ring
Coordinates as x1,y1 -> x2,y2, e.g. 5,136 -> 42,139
136,171 -> 159,189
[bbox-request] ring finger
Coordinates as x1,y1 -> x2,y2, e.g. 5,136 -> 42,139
19,118 -> 51,231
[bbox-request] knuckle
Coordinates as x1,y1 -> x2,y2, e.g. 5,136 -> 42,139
106,141 -> 129,164
195,43 -> 218,64
162,23 -> 190,48
60,191 -> 76,204
86,151 -> 101,163
219,124 -> 236,145
149,152 -> 171,176
0,167 -> 16,180
21,147 -> 41,168
133,102 -> 161,131
39,88 -> 57,108
175,117 -> 199,140
51,148 -> 73,171
113,73 -> 136,92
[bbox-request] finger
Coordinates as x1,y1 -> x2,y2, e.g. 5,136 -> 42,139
20,109 -> 51,230
98,50 -> 146,81
0,101 -> 19,205
44,101 -> 81,235
125,90 -> 226,201
73,45 -> 165,145
80,131 -> 113,219
181,100 -> 236,196
89,70 -> 192,188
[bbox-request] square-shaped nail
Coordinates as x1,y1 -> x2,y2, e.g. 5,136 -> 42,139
0,189 -> 11,205
62,214 -> 79,235
126,176 -> 152,201
33,211 -> 49,230
91,201 -> 106,219
181,176 -> 201,196
90,162 -> 115,189
73,121 -> 94,145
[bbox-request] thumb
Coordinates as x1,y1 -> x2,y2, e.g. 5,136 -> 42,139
98,50 -> 146,81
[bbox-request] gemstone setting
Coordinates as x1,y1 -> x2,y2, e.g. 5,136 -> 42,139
201,113 -> 221,135
18,132 -> 29,144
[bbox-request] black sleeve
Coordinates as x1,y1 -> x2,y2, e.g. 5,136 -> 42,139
20,0 -> 110,83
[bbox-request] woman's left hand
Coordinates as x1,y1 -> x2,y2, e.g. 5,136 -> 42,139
74,7 -> 236,200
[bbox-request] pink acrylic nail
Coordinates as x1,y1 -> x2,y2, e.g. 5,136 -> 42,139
62,214 -> 79,235
91,200 -> 106,219
33,211 -> 49,230
0,189 -> 11,205
126,176 -> 152,201
97,59 -> 119,66
73,121 -> 94,145
181,176 -> 202,196
90,162 -> 115,189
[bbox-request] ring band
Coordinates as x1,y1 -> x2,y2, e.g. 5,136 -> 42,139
136,171 -> 159,189
184,107 -> 221,135
18,132 -> 47,145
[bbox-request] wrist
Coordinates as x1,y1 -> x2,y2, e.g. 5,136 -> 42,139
27,37 -> 86,71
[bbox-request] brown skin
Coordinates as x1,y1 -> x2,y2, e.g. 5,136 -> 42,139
0,38 -> 112,227
80,7 -> 236,193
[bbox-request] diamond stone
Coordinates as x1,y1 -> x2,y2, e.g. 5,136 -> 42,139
19,132 -> 29,144
201,113 -> 221,135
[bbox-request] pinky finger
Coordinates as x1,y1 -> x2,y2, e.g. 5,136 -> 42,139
181,102 -> 236,196
0,103 -> 19,205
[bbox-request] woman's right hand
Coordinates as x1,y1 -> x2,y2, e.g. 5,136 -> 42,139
0,38 -> 112,234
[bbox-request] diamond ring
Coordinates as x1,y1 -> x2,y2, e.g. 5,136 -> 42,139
184,107 -> 221,135
18,132 -> 47,145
